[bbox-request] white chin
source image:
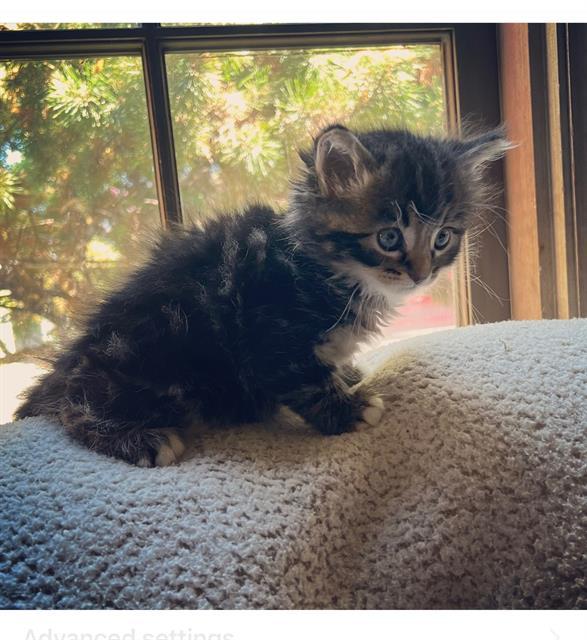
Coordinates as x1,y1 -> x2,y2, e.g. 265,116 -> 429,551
340,262 -> 411,303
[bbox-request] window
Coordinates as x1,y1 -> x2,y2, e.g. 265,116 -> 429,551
0,55 -> 158,420
0,23 -> 136,30
0,24 -> 507,422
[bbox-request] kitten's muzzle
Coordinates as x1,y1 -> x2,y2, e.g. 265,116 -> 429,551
405,255 -> 432,285
407,271 -> 429,285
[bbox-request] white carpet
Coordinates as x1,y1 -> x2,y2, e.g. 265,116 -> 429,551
1,319 -> 586,609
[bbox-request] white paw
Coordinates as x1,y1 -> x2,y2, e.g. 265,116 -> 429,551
355,395 -> 384,431
154,431 -> 186,467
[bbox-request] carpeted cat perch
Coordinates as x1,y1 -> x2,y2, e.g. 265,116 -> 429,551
1,319 -> 586,609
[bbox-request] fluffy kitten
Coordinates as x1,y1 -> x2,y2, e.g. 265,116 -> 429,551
16,124 -> 509,466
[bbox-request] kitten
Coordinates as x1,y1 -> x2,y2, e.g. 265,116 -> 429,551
16,124 -> 509,466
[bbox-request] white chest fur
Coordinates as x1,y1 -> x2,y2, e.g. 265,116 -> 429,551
315,265 -> 408,369
314,325 -> 366,368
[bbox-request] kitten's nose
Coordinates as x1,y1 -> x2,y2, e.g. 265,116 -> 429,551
406,255 -> 431,285
408,272 -> 428,285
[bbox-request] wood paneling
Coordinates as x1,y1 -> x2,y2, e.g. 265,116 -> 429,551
568,24 -> 587,316
546,24 -> 571,319
499,24 -> 542,319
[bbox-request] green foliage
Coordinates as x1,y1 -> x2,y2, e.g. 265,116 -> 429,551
47,62 -> 118,125
0,168 -> 22,209
167,45 -> 446,216
0,23 -> 134,30
0,44 -> 446,358
0,57 -> 159,354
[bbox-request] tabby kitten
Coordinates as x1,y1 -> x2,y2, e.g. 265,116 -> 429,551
17,124 -> 509,466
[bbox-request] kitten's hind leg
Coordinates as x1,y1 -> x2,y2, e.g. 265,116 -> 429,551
58,375 -> 191,466
61,398 -> 189,467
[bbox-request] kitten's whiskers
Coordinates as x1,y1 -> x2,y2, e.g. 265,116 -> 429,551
325,285 -> 359,333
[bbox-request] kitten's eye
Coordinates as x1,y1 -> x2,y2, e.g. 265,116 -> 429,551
377,227 -> 402,252
434,228 -> 452,250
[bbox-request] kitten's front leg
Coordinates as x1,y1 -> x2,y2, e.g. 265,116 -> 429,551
338,362 -> 364,387
280,368 -> 384,435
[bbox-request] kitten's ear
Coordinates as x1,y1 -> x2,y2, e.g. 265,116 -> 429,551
314,125 -> 376,198
455,126 -> 513,175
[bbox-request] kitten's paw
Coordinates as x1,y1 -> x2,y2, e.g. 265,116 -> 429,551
134,431 -> 186,467
355,395 -> 384,431
154,431 -> 187,467
137,431 -> 186,467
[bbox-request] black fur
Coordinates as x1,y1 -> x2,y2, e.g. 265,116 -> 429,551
17,124 -> 509,465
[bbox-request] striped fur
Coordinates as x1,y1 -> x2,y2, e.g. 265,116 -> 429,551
17,124 -> 508,465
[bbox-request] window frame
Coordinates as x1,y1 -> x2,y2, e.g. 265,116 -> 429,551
0,22 -> 509,324
498,23 -> 586,321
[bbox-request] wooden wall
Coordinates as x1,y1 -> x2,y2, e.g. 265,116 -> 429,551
499,23 -> 585,320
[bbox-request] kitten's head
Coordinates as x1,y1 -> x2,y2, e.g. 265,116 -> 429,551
288,124 -> 510,299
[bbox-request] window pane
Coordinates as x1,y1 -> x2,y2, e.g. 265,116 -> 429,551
166,45 -> 457,349
0,57 -> 159,422
0,23 -> 137,30
168,46 -> 446,215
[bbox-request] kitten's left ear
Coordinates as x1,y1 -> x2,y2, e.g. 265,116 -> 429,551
314,125 -> 377,198
455,126 -> 513,175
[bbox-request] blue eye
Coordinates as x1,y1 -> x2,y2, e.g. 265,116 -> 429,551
377,228 -> 402,252
434,228 -> 452,250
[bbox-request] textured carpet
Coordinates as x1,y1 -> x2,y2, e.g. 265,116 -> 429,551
1,319 -> 586,609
